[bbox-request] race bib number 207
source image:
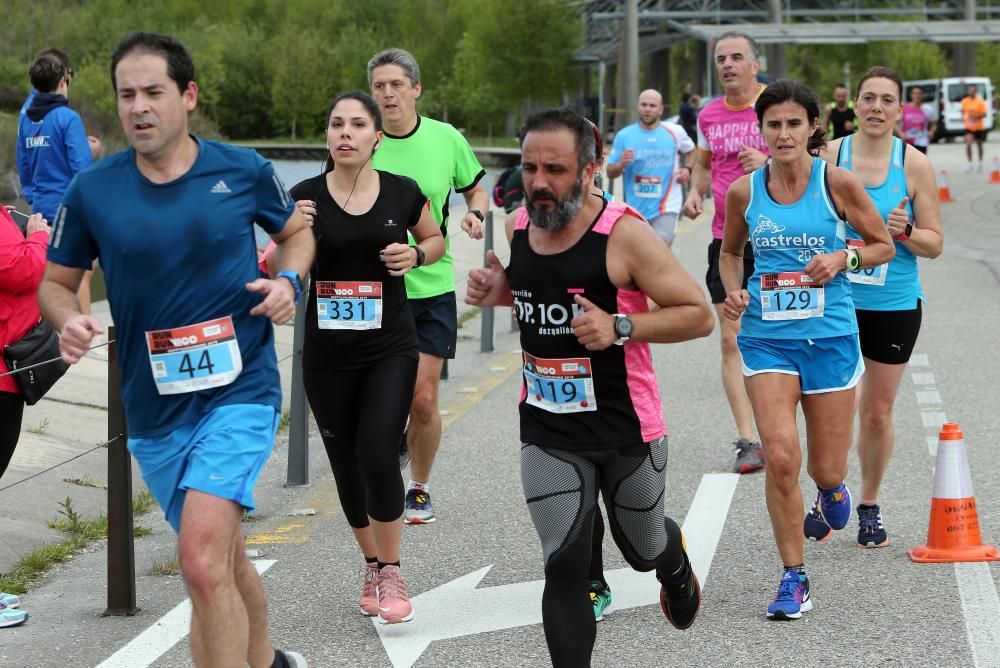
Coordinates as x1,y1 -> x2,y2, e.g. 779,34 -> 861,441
146,316 -> 242,395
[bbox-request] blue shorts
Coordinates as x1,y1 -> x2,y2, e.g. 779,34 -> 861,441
738,334 -> 864,394
128,403 -> 280,533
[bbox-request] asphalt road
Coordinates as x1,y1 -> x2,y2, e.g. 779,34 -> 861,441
2,139 -> 999,668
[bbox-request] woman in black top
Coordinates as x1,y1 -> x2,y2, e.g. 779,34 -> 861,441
286,91 -> 443,625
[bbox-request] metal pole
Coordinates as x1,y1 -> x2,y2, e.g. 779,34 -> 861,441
104,326 -> 138,616
480,211 -> 495,353
623,0 -> 640,125
285,302 -> 309,487
597,60 -> 607,138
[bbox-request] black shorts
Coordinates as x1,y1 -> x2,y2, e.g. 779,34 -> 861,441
409,292 -> 457,359
913,144 -> 928,155
706,239 -> 754,304
855,301 -> 922,365
966,129 -> 988,142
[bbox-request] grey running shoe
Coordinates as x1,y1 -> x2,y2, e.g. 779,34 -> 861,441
733,438 -> 764,474
273,649 -> 308,668
403,485 -> 435,524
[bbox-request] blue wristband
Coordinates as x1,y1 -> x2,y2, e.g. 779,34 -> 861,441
276,270 -> 304,304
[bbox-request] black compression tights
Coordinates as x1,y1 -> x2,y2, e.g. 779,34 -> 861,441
303,356 -> 417,526
0,392 -> 24,480
521,438 -> 685,668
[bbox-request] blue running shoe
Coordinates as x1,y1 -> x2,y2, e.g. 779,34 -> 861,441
0,593 -> 20,609
0,603 -> 28,628
766,568 -> 812,620
803,495 -> 832,542
857,503 -> 889,548
818,483 -> 852,530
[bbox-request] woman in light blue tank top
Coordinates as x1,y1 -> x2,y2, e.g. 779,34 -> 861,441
819,66 -> 943,549
719,79 -> 895,621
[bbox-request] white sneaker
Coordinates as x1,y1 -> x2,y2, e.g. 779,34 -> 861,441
966,163 -> 975,173
977,162 -> 984,173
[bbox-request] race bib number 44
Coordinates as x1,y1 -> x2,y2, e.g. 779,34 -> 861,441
522,352 -> 597,414
316,281 -> 383,330
633,175 -> 663,199
845,239 -> 888,286
146,316 -> 242,395
760,272 -> 825,321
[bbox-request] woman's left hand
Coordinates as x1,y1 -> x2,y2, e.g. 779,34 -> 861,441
804,251 -> 848,285
886,197 -> 910,239
380,242 -> 417,276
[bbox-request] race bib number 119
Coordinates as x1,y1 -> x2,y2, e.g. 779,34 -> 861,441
146,316 -> 242,395
522,352 -> 597,414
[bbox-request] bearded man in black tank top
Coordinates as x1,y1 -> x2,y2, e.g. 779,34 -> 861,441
466,108 -> 715,667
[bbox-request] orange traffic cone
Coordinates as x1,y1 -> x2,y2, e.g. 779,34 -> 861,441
989,157 -> 1000,184
937,170 -> 955,202
909,423 -> 1000,563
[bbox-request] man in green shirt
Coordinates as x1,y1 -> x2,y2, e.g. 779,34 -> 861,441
369,47 -> 489,524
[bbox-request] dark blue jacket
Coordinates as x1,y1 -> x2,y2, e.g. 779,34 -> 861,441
17,92 -> 92,220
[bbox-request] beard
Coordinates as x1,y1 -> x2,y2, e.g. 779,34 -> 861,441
526,180 -> 585,231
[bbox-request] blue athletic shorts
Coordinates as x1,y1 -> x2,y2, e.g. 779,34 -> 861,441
128,403 -> 280,533
738,334 -> 864,394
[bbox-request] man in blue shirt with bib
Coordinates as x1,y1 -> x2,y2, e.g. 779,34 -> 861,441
39,33 -> 313,668
607,89 -> 695,246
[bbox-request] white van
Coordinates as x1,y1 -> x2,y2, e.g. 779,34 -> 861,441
903,77 -> 994,141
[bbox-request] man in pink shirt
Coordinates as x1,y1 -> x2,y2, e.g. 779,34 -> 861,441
682,31 -> 769,474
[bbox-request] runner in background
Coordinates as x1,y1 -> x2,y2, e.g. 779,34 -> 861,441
607,89 -> 694,247
825,84 -> 857,140
367,47 -> 489,525
682,31 -> 769,474
898,85 -> 938,155
812,66 -> 943,548
961,83 -> 988,173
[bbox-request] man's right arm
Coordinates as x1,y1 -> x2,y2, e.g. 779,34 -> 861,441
39,263 -> 105,364
16,127 -> 32,205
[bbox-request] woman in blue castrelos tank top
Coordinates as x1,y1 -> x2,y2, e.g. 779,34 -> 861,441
815,66 -> 943,550
719,79 -> 895,621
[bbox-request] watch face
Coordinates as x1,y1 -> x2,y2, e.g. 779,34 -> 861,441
615,316 -> 634,338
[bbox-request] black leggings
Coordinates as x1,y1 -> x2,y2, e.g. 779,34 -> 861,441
521,438 -> 685,667
303,355 -> 417,527
0,391 -> 25,480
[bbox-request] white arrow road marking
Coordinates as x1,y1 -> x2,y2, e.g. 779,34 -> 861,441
96,559 -> 277,668
375,473 -> 739,668
956,562 -> 1000,668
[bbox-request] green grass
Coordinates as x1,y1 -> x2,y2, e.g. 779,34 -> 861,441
0,491 -> 159,594
457,307 -> 480,330
26,417 -> 50,435
150,557 -> 182,576
277,409 -> 291,435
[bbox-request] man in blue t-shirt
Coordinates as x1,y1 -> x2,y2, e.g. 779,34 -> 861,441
607,89 -> 695,247
39,33 -> 313,668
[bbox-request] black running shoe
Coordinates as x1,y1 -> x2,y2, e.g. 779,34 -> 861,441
658,550 -> 701,630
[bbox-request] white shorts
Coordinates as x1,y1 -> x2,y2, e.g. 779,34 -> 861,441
650,212 -> 679,243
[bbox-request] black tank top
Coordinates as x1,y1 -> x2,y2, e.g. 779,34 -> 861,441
829,105 -> 856,139
506,198 -> 664,450
291,171 -> 427,370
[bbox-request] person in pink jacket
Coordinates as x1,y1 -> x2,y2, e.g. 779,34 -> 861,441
0,204 -> 50,480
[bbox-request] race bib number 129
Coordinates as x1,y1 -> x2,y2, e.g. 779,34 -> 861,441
760,272 -> 825,321
522,352 -> 597,414
146,316 -> 242,395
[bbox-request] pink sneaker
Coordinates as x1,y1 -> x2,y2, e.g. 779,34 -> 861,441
376,565 -> 413,624
359,563 -> 379,616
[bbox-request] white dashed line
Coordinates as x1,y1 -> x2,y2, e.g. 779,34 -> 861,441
916,390 -> 942,405
909,353 -> 929,366
911,372 -> 936,385
921,411 -> 948,428
955,562 -> 1000,668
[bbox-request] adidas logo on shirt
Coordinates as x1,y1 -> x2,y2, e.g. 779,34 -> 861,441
210,180 -> 232,194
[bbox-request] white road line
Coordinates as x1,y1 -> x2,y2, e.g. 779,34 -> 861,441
921,410 -> 948,428
955,562 -> 1000,668
916,390 -> 942,405
911,372 -> 936,385
927,436 -> 939,457
95,559 -> 277,668
909,354 -> 929,366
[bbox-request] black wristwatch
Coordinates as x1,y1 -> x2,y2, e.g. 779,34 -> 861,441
893,222 -> 913,241
469,208 -> 485,222
412,245 -> 426,267
613,314 -> 634,345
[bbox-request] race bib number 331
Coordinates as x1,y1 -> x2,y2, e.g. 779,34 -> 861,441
522,352 -> 597,414
760,272 -> 825,321
316,281 -> 383,330
146,316 -> 242,395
